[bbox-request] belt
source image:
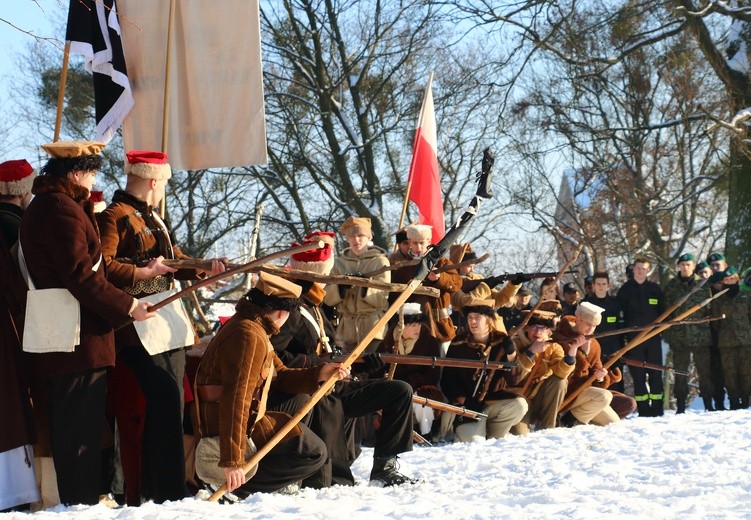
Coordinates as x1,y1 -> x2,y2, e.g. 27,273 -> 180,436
197,384 -> 222,402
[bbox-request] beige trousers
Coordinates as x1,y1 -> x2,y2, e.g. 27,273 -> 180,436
455,398 -> 529,442
569,387 -> 619,425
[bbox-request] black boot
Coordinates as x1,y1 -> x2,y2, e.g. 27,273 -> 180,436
650,400 -> 664,417
369,456 -> 417,487
714,394 -> 727,411
729,397 -> 742,410
636,401 -> 651,417
741,396 -> 749,409
702,396 -> 715,412
675,398 -> 686,414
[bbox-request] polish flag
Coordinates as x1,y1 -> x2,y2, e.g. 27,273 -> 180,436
407,74 -> 445,242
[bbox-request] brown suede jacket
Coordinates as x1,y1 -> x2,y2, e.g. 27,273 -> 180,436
553,316 -> 620,395
391,256 -> 462,342
97,189 -> 198,291
19,176 -> 134,378
195,298 -> 324,468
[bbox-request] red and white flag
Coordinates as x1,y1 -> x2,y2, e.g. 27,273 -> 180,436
407,74 -> 445,242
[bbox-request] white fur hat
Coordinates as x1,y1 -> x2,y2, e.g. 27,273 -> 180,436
576,301 -> 605,326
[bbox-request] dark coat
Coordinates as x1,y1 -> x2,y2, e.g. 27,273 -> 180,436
195,299 -> 323,468
581,293 -> 624,357
440,329 -> 524,406
19,176 -> 134,378
0,202 -> 35,452
391,257 -> 461,342
377,323 -> 442,390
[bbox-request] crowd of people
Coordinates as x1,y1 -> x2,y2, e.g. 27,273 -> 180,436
1,142 -> 750,511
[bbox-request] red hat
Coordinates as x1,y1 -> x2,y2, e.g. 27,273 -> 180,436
304,231 -> 336,248
290,234 -> 335,275
0,159 -> 35,196
89,190 -> 107,213
125,150 -> 172,180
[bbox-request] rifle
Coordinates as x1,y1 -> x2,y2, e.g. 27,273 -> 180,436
617,357 -> 689,376
364,252 -> 490,279
207,148 -> 494,502
257,264 -> 440,298
480,245 -> 584,401
352,353 -> 517,371
144,241 -> 323,315
559,286 -> 727,413
550,315 -> 725,346
412,395 -> 487,420
461,270 -> 577,292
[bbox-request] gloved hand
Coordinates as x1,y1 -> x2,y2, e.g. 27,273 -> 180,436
510,272 -> 533,285
483,275 -> 505,288
501,335 -> 516,355
361,353 -> 386,374
338,284 -> 352,299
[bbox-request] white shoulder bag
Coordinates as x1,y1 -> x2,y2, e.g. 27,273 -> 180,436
17,242 -> 97,353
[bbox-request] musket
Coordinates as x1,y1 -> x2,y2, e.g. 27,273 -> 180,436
145,241 -> 323,314
550,315 -> 725,346
352,353 -> 517,371
363,252 -> 490,279
162,258 -> 241,271
617,357 -> 689,376
480,245 -> 585,401
461,270 -> 577,292
559,287 -> 729,413
257,264 -> 440,298
412,431 -> 432,446
412,395 -> 487,420
207,148 -> 494,502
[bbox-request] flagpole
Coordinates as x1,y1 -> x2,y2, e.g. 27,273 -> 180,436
159,0 -> 177,218
396,72 -> 434,247
53,42 -> 72,142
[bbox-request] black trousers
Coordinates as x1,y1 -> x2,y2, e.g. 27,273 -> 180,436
48,368 -> 107,506
239,422 -> 327,494
625,336 -> 664,404
118,345 -> 187,503
268,390 -> 356,488
338,379 -> 413,459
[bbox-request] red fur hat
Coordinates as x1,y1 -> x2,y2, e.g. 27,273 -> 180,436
125,150 -> 172,180
290,233 -> 335,275
0,159 -> 35,196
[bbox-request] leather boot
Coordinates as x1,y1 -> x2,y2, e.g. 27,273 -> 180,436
675,398 -> 686,414
702,396 -> 715,412
650,400 -> 664,417
741,396 -> 749,409
729,397 -> 742,410
369,456 -> 417,487
714,394 -> 727,411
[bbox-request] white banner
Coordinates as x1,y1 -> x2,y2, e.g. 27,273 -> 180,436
119,0 -> 267,170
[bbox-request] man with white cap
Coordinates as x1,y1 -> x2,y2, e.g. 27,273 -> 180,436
553,301 -> 634,426
97,150 -> 226,504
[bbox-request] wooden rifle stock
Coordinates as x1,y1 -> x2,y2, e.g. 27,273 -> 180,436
412,395 -> 488,419
353,354 -> 517,371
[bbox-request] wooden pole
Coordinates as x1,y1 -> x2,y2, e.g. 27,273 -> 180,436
53,42 -> 72,142
159,0 -> 177,219
208,276 -> 426,502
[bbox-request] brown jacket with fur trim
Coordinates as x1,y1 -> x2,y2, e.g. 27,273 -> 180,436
513,330 -> 575,393
19,176 -> 135,378
552,316 -> 620,394
195,299 -> 324,468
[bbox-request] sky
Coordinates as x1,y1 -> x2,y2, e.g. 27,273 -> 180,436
0,1 -> 66,160
2,407 -> 749,519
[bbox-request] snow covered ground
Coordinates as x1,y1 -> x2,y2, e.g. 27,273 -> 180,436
4,408 -> 750,520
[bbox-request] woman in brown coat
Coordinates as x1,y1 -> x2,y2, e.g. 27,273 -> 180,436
19,141 -> 153,506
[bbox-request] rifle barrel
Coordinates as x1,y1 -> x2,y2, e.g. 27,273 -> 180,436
411,395 -> 487,419
368,354 -> 517,370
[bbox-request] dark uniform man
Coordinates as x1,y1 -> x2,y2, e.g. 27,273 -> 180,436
616,256 -> 666,417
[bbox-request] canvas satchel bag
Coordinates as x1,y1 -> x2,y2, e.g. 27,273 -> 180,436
17,242 -> 95,353
133,288 -> 195,355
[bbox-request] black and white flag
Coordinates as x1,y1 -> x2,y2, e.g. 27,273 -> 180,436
66,0 -> 133,143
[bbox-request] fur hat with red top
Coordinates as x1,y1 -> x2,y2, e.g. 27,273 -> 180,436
0,159 -> 36,196
125,150 -> 172,180
289,231 -> 335,275
89,190 -> 107,213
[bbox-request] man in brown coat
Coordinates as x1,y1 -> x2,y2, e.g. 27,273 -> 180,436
19,141 -> 154,506
97,150 -> 225,504
390,224 -> 461,354
195,272 -> 348,496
